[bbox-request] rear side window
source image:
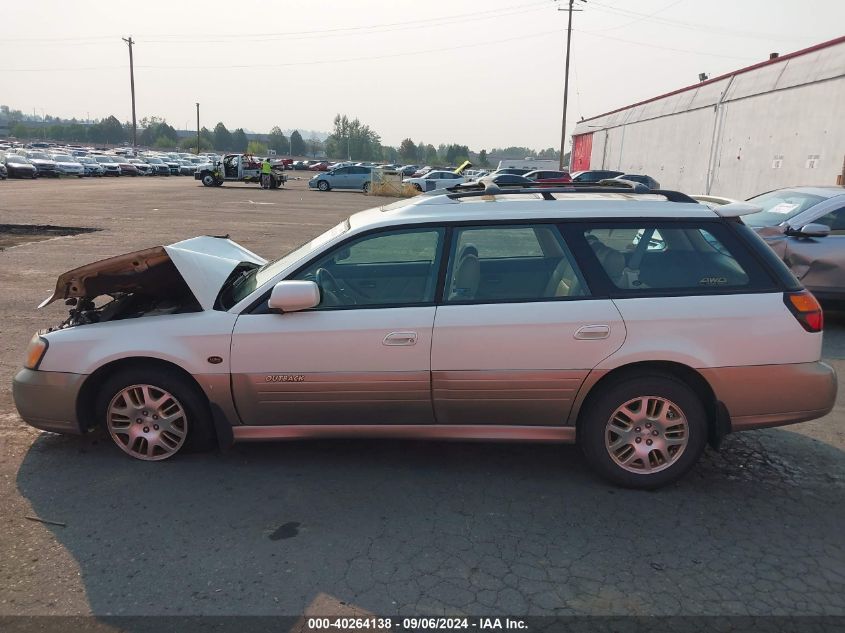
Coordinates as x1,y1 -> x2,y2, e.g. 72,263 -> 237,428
444,225 -> 587,303
574,222 -> 775,294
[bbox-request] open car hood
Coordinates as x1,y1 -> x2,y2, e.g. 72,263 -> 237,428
39,236 -> 266,310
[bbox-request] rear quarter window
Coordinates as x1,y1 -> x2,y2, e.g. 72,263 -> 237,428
566,221 -> 778,296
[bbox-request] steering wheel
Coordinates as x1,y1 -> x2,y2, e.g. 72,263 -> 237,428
315,268 -> 355,305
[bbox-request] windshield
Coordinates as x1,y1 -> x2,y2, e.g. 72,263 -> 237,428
743,189 -> 826,227
29,152 -> 49,159
95,157 -> 113,163
52,155 -> 73,162
7,155 -> 29,164
226,220 -> 351,307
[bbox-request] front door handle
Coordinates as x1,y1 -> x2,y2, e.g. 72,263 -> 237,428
383,331 -> 418,346
574,325 -> 610,340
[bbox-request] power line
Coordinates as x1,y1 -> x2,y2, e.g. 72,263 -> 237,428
141,5 -> 550,44
575,28 -> 759,61
585,0 -> 685,32
0,1 -> 550,44
0,29 -> 563,73
585,0 -> 813,42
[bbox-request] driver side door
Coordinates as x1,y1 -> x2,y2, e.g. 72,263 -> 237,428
230,227 -> 445,426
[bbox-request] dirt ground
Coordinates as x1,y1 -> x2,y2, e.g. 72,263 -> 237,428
0,177 -> 843,620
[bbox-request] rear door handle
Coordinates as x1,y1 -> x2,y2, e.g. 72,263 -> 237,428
574,325 -> 610,340
383,331 -> 418,346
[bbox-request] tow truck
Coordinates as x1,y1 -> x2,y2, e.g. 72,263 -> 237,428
195,153 -> 286,188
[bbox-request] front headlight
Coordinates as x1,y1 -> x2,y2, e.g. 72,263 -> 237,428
24,334 -> 49,370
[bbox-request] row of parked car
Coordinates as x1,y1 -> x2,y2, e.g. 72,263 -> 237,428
0,143 -> 219,180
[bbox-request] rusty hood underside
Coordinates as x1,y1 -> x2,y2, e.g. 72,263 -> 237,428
39,236 -> 267,310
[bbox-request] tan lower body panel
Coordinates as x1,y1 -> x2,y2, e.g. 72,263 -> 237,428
699,361 -> 837,431
232,424 -> 576,443
432,369 -> 588,426
231,371 -> 433,425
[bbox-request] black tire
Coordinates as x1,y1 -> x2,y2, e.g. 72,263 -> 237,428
413,183 -> 422,192
362,181 -> 371,194
579,372 -> 707,489
95,366 -> 216,461
317,180 -> 330,192
201,172 -> 216,187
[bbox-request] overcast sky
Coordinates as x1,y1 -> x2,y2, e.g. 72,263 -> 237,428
2,0 -> 843,151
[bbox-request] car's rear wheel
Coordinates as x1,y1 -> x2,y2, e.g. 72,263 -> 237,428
579,373 -> 707,489
318,180 -> 330,192
362,181 -> 371,194
96,367 -> 215,461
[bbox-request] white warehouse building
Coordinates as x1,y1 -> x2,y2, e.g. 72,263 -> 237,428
570,36 -> 845,199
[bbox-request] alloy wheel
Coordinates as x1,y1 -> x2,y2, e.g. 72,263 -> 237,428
107,384 -> 188,461
605,396 -> 688,474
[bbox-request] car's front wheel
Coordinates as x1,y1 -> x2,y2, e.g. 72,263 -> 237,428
201,173 -> 216,187
95,367 -> 215,461
579,372 -> 707,489
362,181 -> 371,194
318,180 -> 330,192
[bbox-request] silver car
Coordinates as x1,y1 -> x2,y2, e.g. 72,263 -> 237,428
740,187 -> 845,301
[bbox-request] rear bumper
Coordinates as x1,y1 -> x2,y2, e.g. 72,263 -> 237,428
700,361 -> 837,432
12,369 -> 86,435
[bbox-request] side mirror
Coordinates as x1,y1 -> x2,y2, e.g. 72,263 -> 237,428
787,223 -> 831,238
268,280 -> 320,312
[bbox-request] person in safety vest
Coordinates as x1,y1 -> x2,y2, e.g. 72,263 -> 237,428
261,157 -> 272,189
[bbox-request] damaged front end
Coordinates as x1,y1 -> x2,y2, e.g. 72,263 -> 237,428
40,236 -> 266,330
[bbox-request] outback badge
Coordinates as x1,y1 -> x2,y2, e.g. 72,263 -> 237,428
265,374 -> 306,383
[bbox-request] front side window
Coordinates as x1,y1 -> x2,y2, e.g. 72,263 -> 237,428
581,223 -> 771,292
444,225 -> 587,303
814,207 -> 845,234
294,228 -> 444,308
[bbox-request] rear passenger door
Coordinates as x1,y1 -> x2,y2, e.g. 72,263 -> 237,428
568,220 -> 788,369
430,223 -> 626,426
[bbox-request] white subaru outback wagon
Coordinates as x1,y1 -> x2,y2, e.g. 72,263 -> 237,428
13,181 -> 837,488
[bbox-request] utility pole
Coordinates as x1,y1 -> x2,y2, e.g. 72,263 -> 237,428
558,0 -> 584,171
122,36 -> 137,150
196,103 -> 200,155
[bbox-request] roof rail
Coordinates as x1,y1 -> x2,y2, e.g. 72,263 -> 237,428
435,177 -> 698,203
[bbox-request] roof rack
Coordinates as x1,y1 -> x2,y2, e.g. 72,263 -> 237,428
435,177 -> 698,203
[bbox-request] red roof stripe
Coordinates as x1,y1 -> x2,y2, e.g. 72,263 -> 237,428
579,35 -> 845,125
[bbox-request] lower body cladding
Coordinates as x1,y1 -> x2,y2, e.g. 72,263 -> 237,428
12,362 -> 837,442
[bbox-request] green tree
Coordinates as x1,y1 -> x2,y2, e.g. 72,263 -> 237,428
247,140 -> 269,155
231,128 -> 248,152
305,136 -> 324,158
424,144 -> 438,165
325,114 -> 381,161
399,138 -> 417,163
180,136 -> 213,151
89,115 -> 127,144
213,122 -> 233,152
478,149 -> 490,168
290,130 -> 305,155
382,146 -> 399,163
139,118 -> 178,147
153,135 -> 176,149
268,126 -> 289,154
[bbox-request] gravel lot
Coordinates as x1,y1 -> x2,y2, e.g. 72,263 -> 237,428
0,177 -> 844,619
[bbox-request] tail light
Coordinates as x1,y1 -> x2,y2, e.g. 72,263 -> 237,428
784,290 -> 823,332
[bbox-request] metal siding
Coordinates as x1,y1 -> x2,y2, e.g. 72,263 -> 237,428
571,132 -> 593,170
571,39 -> 845,199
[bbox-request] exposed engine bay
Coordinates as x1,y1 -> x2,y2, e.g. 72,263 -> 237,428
54,258 -> 201,329
38,236 -> 267,330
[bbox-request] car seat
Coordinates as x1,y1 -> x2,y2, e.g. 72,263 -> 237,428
449,244 -> 480,300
